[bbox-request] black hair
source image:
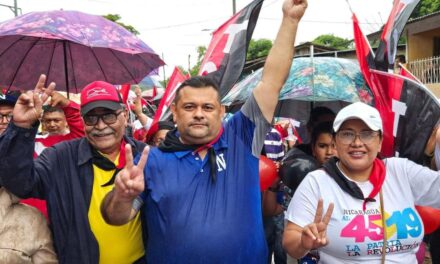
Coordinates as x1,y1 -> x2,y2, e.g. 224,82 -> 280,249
310,121 -> 333,148
396,54 -> 406,64
43,105 -> 64,115
173,76 -> 220,104
158,120 -> 175,131
307,106 -> 335,129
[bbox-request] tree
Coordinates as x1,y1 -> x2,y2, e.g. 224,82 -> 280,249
410,0 -> 440,18
160,46 -> 206,87
103,14 -> 140,35
246,39 -> 273,60
312,34 -> 351,50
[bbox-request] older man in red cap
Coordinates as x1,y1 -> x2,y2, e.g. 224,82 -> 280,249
0,76 -> 148,264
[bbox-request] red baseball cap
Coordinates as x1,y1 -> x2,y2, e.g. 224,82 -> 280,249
80,81 -> 123,116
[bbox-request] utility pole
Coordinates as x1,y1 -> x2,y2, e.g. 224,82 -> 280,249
13,0 -> 17,16
188,54 -> 191,76
232,0 -> 236,15
0,0 -> 20,17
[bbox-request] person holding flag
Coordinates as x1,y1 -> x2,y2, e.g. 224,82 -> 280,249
101,0 -> 308,263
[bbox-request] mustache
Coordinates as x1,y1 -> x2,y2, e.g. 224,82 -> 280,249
189,122 -> 208,126
89,128 -> 115,136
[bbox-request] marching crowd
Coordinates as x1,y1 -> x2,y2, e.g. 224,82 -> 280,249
1,0 -> 440,264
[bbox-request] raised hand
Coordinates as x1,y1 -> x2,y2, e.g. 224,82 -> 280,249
50,91 -> 70,108
301,199 -> 334,250
114,144 -> 149,203
283,0 -> 308,23
132,86 -> 143,116
13,74 -> 56,128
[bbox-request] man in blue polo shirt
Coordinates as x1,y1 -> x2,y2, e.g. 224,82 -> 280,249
102,0 -> 308,262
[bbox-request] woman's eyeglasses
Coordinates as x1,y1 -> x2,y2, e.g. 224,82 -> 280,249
336,130 -> 379,145
83,111 -> 123,126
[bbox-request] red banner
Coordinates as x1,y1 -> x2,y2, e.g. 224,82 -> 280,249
146,67 -> 187,141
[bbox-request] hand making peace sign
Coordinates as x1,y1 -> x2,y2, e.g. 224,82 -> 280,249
114,144 -> 150,203
301,199 -> 334,250
13,74 -> 56,128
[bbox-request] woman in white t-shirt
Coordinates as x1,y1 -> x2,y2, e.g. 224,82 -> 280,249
283,102 -> 440,264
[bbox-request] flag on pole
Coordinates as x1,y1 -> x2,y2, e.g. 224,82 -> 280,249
369,70 -> 440,163
374,0 -> 420,71
352,7 -> 440,163
198,0 -> 264,98
146,67 -> 187,142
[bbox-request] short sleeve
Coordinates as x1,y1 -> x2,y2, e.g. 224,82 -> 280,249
241,94 -> 271,157
285,173 -> 321,228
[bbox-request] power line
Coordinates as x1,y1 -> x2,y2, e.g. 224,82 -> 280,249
141,0 -> 281,32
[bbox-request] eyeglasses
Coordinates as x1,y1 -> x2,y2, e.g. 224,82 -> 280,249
83,111 -> 123,126
336,130 -> 379,145
0,113 -> 13,122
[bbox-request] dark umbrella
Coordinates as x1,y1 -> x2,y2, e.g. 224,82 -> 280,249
0,10 -> 164,93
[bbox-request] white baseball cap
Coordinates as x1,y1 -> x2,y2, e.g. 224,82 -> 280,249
333,102 -> 383,132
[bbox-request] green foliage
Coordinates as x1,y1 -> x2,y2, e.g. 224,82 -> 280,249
190,46 -> 207,76
312,34 -> 351,50
103,14 -> 140,35
246,39 -> 273,60
410,0 -> 440,18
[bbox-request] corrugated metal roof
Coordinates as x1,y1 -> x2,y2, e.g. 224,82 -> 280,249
407,10 -> 440,24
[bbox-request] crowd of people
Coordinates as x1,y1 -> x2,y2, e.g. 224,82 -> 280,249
0,0 -> 440,263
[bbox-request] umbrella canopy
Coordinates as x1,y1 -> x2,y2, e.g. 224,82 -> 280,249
222,57 -> 373,105
0,10 -> 164,92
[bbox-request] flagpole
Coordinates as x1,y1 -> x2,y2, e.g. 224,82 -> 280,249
162,52 -> 166,87
232,0 -> 236,14
344,0 -> 354,14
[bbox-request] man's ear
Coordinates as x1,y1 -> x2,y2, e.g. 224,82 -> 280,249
122,108 -> 129,127
170,103 -> 177,123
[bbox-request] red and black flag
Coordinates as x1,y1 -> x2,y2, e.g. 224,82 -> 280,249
374,0 -> 420,71
198,0 -> 264,98
145,67 -> 187,142
369,70 -> 440,163
352,5 -> 440,163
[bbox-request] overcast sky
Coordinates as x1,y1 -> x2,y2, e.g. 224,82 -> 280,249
0,0 -> 393,80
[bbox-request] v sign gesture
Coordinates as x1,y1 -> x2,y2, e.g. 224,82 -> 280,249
102,144 -> 150,226
301,199 -> 334,250
283,199 -> 334,259
13,74 -> 56,128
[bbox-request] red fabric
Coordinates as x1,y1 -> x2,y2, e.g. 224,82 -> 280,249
80,81 -> 121,106
198,13 -> 240,76
116,138 -> 127,169
119,84 -> 131,106
292,127 -> 302,144
274,124 -> 288,138
352,14 -> 374,90
193,127 -> 224,154
133,127 -> 148,142
368,70 -> 403,157
353,14 -> 400,157
363,158 -> 386,211
399,65 -> 422,84
152,85 -> 157,98
146,67 -> 187,142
